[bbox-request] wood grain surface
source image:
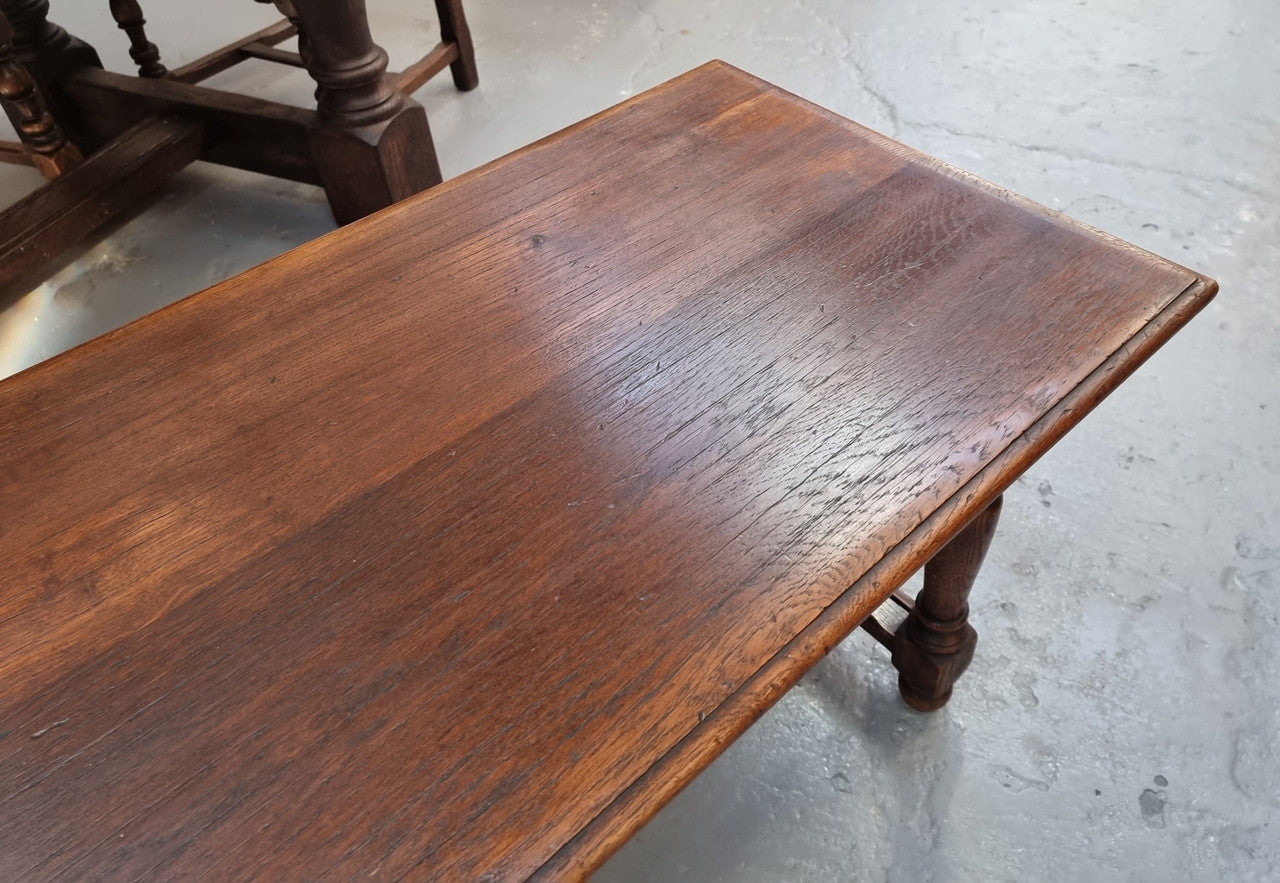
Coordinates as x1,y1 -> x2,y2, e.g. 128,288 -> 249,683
0,61 -> 1215,881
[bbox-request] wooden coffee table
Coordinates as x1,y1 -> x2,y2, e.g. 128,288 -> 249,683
0,62 -> 1215,880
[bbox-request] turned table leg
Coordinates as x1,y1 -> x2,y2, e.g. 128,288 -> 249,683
891,494 -> 1003,711
290,0 -> 442,224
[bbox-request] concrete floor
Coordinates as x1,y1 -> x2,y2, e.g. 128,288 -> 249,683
2,1 -> 1277,880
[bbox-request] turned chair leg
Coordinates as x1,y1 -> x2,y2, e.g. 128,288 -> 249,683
108,0 -> 167,78
433,0 -> 477,91
0,8 -> 79,177
891,495 -> 1003,711
290,0 -> 442,225
0,0 -> 101,151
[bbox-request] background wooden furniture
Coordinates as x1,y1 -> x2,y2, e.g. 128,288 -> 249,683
0,62 -> 1215,880
0,0 -> 475,299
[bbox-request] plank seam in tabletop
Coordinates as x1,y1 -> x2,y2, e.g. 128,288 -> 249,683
535,276 -> 1215,882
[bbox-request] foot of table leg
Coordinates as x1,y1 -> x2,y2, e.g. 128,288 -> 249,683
291,0 -> 442,225
891,495 -> 1002,711
434,0 -> 478,91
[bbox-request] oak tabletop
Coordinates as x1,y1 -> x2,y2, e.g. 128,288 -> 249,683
0,62 -> 1214,881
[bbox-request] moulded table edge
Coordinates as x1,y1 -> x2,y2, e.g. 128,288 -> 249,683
531,273 -> 1217,882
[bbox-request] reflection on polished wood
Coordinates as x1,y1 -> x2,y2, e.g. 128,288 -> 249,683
0,62 -> 1215,881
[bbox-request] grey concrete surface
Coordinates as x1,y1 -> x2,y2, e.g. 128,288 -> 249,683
2,1 -> 1277,880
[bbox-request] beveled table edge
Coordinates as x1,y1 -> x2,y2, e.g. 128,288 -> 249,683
479,61 -> 1223,880
536,273 -> 1216,881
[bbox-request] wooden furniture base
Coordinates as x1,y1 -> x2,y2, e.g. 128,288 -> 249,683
0,0 -> 476,298
0,62 -> 1215,881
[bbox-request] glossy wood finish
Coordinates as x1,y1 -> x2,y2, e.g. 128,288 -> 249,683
0,62 -> 1215,881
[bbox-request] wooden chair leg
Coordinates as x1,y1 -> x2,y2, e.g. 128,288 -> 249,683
290,0 -> 442,225
433,0 -> 477,91
0,8 -> 79,177
891,495 -> 1003,711
0,0 -> 102,151
108,0 -> 167,79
